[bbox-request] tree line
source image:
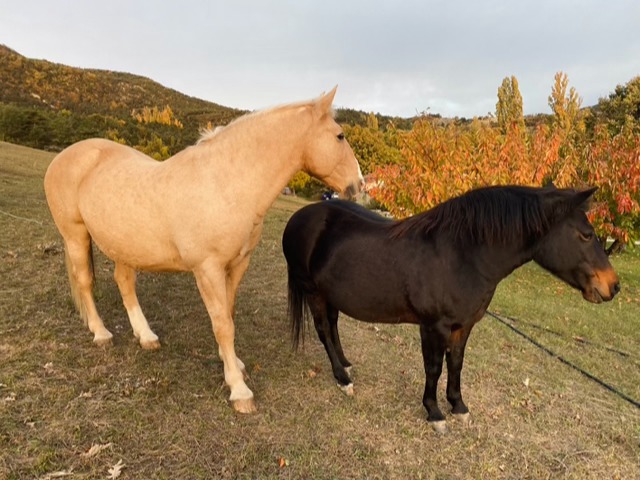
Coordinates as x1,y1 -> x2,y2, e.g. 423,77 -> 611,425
1,43 -> 638,248
360,73 -> 640,251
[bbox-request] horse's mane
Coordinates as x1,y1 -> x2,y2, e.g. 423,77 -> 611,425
197,98 -> 334,145
389,185 -> 571,246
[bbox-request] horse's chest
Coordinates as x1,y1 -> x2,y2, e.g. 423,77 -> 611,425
238,220 -> 264,258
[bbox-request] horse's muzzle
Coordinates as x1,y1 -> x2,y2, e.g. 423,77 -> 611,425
584,269 -> 621,303
340,178 -> 365,200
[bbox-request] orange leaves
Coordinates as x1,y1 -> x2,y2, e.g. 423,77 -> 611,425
371,116 -> 640,246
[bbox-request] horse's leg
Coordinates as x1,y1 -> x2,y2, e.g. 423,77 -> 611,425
419,323 -> 447,433
327,304 -> 352,373
445,324 -> 474,424
308,295 -> 353,395
113,262 -> 160,350
194,263 -> 255,413
64,233 -> 113,346
224,255 -> 251,378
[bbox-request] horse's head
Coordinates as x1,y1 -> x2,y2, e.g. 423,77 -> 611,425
533,187 -> 620,303
301,86 -> 364,199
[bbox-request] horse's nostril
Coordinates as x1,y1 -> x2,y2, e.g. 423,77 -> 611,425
613,282 -> 621,295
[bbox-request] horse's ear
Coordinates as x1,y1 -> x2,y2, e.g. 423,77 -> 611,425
543,179 -> 557,189
315,85 -> 338,114
574,186 -> 598,210
543,186 -> 597,222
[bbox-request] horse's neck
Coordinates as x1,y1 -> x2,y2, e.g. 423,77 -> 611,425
472,242 -> 535,284
192,117 -> 305,217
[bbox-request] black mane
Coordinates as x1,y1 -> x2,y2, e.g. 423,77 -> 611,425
389,185 -> 571,246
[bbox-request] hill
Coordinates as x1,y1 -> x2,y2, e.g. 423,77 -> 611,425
0,45 -> 247,154
0,45 -> 242,129
0,45 -> 419,153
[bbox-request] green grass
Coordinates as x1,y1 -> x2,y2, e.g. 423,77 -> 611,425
0,141 -> 638,479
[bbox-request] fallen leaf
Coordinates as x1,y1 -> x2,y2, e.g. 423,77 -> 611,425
523,377 -> 530,388
81,442 -> 112,458
108,459 -> 125,479
278,457 -> 289,468
40,469 -> 74,479
3,392 -> 16,402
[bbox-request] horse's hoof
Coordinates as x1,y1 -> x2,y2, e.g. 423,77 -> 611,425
141,339 -> 161,350
338,383 -> 354,396
93,332 -> 113,347
232,398 -> 257,414
429,420 -> 447,434
452,412 -> 471,425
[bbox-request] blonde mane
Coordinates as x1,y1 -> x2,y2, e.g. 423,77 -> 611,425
197,97 -> 335,145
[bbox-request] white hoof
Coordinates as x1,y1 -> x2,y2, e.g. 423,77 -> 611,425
338,383 -> 354,396
140,337 -> 161,350
453,412 -> 471,425
93,330 -> 113,346
429,420 -> 447,434
231,397 -> 257,414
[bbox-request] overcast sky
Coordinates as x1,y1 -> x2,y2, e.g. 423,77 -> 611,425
1,1 -> 638,118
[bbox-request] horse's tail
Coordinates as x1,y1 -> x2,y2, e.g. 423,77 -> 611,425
64,240 -> 94,325
287,267 -> 310,351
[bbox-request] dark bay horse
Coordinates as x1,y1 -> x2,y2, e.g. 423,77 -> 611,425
282,185 -> 620,432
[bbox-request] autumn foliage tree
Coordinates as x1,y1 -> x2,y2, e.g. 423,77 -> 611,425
371,73 -> 640,249
496,76 -> 525,133
548,71 -> 584,136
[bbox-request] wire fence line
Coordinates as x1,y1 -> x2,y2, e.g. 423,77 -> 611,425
486,310 -> 640,410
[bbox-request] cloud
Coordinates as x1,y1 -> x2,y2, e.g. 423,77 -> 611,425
1,0 -> 638,117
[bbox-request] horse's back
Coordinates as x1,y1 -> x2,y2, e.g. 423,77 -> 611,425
45,139 -> 149,197
283,200 -> 392,277
283,200 -> 427,323
282,200 -> 393,282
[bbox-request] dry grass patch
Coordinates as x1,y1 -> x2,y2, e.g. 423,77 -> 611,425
0,141 -> 638,479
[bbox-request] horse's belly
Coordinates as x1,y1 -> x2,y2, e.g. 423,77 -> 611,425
328,290 -> 419,325
89,227 -> 187,271
347,310 -> 420,325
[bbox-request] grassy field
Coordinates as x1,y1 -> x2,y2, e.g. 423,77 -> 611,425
0,140 -> 638,479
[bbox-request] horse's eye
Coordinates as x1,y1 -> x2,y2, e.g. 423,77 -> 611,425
337,132 -> 345,141
579,231 -> 594,242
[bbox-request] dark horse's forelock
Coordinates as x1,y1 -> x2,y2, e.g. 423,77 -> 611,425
389,185 -> 552,246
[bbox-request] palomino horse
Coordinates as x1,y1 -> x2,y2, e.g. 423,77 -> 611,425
44,87 -> 364,413
282,185 -> 620,432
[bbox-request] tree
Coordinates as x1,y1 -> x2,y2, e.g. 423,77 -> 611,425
370,74 -> 640,247
342,124 -> 402,175
496,76 -> 525,133
548,71 -> 584,135
593,76 -> 640,134
134,134 -> 170,160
